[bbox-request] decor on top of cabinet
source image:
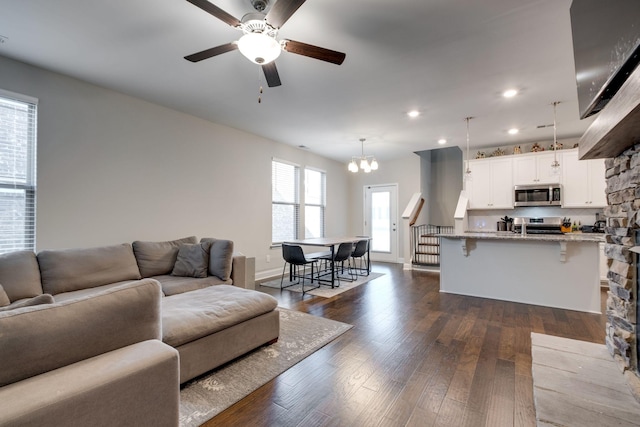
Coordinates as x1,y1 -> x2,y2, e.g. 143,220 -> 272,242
491,148 -> 506,157
548,142 -> 563,151
573,142 -> 579,148
530,142 -> 544,152
475,151 -> 486,159
513,145 -> 522,154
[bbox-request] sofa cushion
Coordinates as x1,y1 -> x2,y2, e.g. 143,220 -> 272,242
0,279 -> 162,388
0,285 -> 10,307
38,244 -> 141,295
0,294 -> 54,313
200,238 -> 234,281
151,274 -> 228,296
0,251 -> 42,302
162,284 -> 278,347
171,243 -> 210,278
51,280 -> 144,303
133,236 -> 197,277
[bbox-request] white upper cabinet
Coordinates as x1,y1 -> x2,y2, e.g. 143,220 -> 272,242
513,152 -> 561,185
561,149 -> 607,207
467,157 -> 513,209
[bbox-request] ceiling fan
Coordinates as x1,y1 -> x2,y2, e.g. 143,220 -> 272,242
183,0 -> 346,87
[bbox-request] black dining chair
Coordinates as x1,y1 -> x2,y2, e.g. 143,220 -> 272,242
351,239 -> 369,276
280,244 -> 319,293
319,242 -> 356,287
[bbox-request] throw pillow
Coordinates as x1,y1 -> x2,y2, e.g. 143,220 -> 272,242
171,243 -> 210,278
132,236 -> 198,277
0,285 -> 10,307
0,294 -> 55,313
200,238 -> 234,281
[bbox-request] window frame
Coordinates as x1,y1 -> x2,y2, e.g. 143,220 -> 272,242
304,167 -> 326,239
271,158 -> 300,245
0,88 -> 38,254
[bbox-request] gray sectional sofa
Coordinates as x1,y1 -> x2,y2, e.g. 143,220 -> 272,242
0,236 -> 280,427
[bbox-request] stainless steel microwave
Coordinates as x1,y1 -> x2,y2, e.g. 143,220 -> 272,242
514,184 -> 562,207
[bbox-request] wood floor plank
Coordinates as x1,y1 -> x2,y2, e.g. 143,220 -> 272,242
204,264 -> 606,427
514,374 -> 536,427
485,359 -> 515,426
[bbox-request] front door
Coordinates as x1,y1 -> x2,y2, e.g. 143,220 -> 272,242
364,184 -> 398,263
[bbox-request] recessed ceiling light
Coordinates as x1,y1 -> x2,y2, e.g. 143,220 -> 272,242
407,110 -> 420,118
508,128 -> 519,135
438,139 -> 447,145
503,89 -> 518,98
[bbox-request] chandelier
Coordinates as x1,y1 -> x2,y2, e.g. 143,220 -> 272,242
348,138 -> 378,173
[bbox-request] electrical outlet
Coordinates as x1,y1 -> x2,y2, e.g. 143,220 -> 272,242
266,255 -> 271,263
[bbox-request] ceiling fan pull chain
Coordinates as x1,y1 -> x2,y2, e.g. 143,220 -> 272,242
258,67 -> 263,104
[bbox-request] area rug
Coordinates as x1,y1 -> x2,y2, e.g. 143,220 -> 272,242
179,308 -> 352,426
259,272 -> 384,297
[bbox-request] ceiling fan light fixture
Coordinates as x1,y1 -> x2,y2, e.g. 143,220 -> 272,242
237,32 -> 281,64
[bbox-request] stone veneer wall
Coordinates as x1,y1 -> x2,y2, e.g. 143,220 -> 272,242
604,143 -> 640,385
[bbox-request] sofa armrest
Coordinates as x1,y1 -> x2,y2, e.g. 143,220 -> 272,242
0,279 -> 162,387
230,252 -> 247,288
0,340 -> 179,427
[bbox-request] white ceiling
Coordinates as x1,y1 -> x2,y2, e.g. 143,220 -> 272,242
0,0 -> 595,162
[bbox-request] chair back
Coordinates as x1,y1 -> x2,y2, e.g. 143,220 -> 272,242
333,242 -> 354,262
352,240 -> 368,257
282,244 -> 307,265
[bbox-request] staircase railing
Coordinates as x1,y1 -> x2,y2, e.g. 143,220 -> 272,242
411,224 -> 454,266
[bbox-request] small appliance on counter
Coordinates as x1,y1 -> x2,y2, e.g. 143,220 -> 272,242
512,217 -> 564,234
580,213 -> 606,233
582,219 -> 606,233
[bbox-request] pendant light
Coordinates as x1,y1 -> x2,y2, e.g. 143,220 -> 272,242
348,138 -> 378,173
550,101 -> 561,175
464,117 -> 474,182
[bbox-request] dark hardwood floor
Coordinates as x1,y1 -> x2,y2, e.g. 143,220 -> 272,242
203,263 -> 606,427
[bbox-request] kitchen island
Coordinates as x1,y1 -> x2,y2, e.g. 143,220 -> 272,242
439,232 -> 605,313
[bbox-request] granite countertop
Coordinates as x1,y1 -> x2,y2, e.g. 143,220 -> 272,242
439,231 -> 606,243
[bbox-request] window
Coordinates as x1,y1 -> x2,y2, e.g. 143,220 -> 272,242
0,90 -> 37,254
272,159 -> 299,244
304,168 -> 325,238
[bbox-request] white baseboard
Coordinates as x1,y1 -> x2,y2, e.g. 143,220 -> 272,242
255,267 -> 283,282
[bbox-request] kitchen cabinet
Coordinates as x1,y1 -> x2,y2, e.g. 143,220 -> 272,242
561,149 -> 607,207
513,152 -> 562,185
467,157 -> 513,209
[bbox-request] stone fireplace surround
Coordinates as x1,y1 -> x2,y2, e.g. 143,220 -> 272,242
604,142 -> 640,398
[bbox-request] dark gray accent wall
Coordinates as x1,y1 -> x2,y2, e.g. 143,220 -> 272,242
417,147 -> 462,226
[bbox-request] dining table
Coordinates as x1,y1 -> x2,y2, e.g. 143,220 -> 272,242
283,236 -> 371,288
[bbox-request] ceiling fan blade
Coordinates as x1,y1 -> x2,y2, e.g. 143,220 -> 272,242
185,0 -> 241,28
184,42 -> 238,62
262,62 -> 282,87
283,40 -> 346,65
265,0 -> 307,29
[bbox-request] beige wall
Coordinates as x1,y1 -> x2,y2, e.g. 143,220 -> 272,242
0,55 -> 352,275
347,154 -> 421,263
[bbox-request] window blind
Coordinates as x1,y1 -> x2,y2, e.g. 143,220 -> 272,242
0,91 -> 37,254
304,168 -> 326,238
272,159 -> 299,244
